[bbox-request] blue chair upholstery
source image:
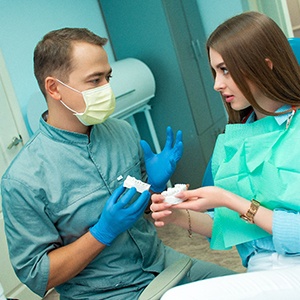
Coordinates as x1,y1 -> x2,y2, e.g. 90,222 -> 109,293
288,37 -> 300,64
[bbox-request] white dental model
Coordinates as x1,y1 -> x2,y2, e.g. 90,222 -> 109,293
162,184 -> 187,205
123,175 -> 151,193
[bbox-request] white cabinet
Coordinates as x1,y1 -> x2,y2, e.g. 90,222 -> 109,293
0,49 -> 40,300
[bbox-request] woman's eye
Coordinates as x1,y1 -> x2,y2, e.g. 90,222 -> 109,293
221,67 -> 229,75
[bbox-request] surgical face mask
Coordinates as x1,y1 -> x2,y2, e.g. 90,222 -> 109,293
57,79 -> 116,126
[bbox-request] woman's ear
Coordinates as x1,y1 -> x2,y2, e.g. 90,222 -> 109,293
45,77 -> 61,100
265,58 -> 273,70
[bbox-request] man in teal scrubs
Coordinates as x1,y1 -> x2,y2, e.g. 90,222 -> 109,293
1,28 -> 234,299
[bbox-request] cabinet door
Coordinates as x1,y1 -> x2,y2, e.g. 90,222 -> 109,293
0,49 -> 39,299
162,0 -> 226,135
162,0 -> 227,169
99,0 -> 227,186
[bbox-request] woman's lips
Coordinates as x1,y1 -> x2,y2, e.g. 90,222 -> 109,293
225,95 -> 234,103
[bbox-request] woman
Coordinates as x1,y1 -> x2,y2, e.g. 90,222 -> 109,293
151,11 -> 300,299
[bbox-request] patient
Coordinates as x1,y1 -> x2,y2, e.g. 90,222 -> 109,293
151,11 -> 300,299
1,28 -> 234,299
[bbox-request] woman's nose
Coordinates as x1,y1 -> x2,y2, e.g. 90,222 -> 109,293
214,75 -> 225,91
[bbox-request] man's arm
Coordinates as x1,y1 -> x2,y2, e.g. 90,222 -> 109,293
47,232 -> 105,289
48,185 -> 150,289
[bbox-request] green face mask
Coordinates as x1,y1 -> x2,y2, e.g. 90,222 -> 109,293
57,80 -> 116,126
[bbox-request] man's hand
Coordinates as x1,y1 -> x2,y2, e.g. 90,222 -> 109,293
90,185 -> 150,246
141,126 -> 183,192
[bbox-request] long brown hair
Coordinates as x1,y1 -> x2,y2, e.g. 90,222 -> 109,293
207,11 -> 300,124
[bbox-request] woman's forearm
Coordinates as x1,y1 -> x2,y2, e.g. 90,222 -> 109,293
170,209 -> 213,238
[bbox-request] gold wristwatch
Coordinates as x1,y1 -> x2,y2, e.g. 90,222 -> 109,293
240,199 -> 260,224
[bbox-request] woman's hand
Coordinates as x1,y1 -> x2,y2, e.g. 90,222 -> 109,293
151,190 -> 215,237
174,186 -> 232,211
150,193 -> 179,227
174,186 -> 273,234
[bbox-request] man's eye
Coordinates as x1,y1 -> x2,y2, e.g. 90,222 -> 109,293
106,74 -> 112,82
91,78 -> 100,84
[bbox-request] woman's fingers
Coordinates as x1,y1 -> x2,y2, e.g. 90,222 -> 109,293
151,193 -> 165,203
154,220 -> 166,227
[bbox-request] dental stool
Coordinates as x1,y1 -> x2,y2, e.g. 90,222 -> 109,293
138,257 -> 192,300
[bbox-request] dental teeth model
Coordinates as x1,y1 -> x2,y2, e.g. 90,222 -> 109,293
123,175 -> 151,193
162,184 -> 187,204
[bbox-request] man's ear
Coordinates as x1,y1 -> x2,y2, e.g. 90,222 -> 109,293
265,58 -> 273,70
45,77 -> 61,100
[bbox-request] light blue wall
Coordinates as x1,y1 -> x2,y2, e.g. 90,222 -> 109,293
1,0 -> 246,134
0,0 -> 114,131
197,0 -> 245,37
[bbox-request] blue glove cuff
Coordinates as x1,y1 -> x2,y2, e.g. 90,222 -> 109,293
90,225 -> 113,246
149,183 -> 166,193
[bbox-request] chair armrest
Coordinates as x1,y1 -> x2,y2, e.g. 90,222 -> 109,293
138,257 -> 192,300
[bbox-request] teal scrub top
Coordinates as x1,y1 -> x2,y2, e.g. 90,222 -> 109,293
1,116 -> 166,299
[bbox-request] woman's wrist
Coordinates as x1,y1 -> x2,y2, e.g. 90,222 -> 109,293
222,189 -> 252,215
219,189 -> 233,209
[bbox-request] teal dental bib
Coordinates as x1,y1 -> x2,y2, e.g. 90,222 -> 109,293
211,112 -> 300,250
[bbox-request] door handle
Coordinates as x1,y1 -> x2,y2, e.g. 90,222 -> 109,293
191,39 -> 202,62
7,135 -> 23,149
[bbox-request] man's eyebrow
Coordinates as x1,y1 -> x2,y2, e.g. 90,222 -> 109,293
85,69 -> 112,79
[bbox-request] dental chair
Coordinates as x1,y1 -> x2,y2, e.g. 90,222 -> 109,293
288,37 -> 300,64
138,257 -> 192,300
43,257 -> 192,300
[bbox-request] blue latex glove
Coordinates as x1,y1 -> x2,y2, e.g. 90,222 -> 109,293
140,126 -> 183,192
90,185 -> 150,246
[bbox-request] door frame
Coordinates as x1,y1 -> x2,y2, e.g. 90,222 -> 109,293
245,0 -> 293,36
0,49 -> 29,146
0,49 -> 38,299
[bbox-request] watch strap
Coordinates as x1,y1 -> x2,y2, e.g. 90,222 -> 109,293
240,199 -> 260,223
